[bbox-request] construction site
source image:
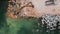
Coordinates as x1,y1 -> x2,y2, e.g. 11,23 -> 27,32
0,0 -> 60,34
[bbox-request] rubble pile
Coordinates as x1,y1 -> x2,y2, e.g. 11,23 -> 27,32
42,14 -> 60,31
33,14 -> 60,34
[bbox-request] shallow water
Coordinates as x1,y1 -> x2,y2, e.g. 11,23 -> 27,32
6,18 -> 38,34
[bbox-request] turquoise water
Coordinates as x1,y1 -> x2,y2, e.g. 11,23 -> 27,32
6,18 -> 38,34
0,17 -> 38,34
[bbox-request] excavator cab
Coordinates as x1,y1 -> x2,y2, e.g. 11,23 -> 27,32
45,0 -> 56,6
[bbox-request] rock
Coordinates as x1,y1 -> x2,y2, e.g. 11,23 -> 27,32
41,14 -> 60,30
